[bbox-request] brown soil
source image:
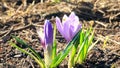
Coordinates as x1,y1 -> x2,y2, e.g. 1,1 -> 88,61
0,0 -> 120,68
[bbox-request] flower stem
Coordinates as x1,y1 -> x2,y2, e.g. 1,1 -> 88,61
68,37 -> 80,68
68,45 -> 76,68
52,23 -> 57,60
44,45 -> 52,68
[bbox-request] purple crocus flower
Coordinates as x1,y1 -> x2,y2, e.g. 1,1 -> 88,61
37,20 -> 53,49
56,12 -> 82,42
37,20 -> 53,67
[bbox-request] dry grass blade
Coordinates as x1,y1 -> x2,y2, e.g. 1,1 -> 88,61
96,34 -> 120,45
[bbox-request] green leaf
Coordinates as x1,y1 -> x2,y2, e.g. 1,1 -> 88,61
87,32 -> 94,52
12,35 -> 42,61
75,28 -> 92,64
50,52 -> 62,66
79,47 -> 84,63
68,30 -> 81,68
51,42 -> 73,67
11,36 -> 45,67
12,35 -> 27,46
9,42 -> 45,68
80,29 -> 85,46
88,37 -> 99,52
51,30 -> 81,67
83,38 -> 88,61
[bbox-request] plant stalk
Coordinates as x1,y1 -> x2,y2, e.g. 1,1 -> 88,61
68,35 -> 80,68
68,45 -> 76,68
44,45 -> 52,68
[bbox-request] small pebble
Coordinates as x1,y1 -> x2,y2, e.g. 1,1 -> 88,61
14,54 -> 22,58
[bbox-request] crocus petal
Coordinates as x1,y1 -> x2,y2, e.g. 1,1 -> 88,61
62,14 -> 68,24
68,12 -> 79,26
72,16 -> 80,31
69,16 -> 81,39
69,12 -> 76,20
69,26 -> 81,42
56,17 -> 64,36
68,12 -> 80,31
69,25 -> 74,39
37,28 -> 45,48
70,24 -> 82,39
62,20 -> 72,42
44,20 -> 53,47
66,12 -> 80,41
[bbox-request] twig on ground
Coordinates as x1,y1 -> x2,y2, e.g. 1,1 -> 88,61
106,48 -> 120,56
95,34 -> 120,45
27,56 -> 35,68
95,21 -> 108,28
2,26 -> 14,37
0,23 -> 43,36
83,27 -> 119,31
110,12 -> 120,20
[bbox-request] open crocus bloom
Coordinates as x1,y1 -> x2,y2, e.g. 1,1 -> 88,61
56,12 -> 82,42
37,20 -> 53,49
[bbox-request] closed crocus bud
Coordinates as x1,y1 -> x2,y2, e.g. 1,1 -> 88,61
37,20 -> 53,67
56,12 -> 82,42
37,20 -> 53,49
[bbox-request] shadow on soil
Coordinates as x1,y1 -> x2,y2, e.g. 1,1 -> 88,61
45,2 -> 120,23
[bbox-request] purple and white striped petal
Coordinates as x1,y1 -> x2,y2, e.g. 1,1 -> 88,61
44,20 -> 53,47
37,20 -> 53,49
